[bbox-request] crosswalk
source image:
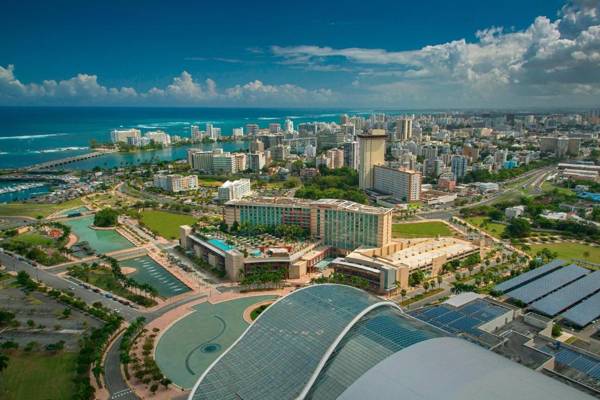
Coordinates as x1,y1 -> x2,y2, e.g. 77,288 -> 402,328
110,388 -> 135,399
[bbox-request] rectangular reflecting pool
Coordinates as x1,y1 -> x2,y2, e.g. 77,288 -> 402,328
62,215 -> 133,254
121,256 -> 190,298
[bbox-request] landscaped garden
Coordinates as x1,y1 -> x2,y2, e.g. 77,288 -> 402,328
140,210 -> 197,239
0,223 -> 71,266
392,221 -> 453,238
465,216 -> 507,238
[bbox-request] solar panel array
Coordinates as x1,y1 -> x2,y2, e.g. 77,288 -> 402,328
529,271 -> 600,316
506,264 -> 589,304
562,291 -> 600,327
544,346 -> 600,381
494,259 -> 566,293
409,299 -> 508,337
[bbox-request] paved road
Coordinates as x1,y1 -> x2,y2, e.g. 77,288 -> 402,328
0,252 -> 141,321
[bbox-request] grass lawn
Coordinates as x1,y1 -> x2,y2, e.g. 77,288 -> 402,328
0,198 -> 83,218
466,216 -> 507,239
392,221 -> 453,238
0,351 -> 77,400
541,182 -> 575,196
11,233 -> 54,246
527,242 -> 600,264
140,210 -> 197,239
197,178 -> 226,187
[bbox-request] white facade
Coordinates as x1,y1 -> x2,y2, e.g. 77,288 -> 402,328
373,166 -> 421,202
145,130 -> 171,146
218,179 -> 252,202
111,128 -> 141,143
153,174 -> 198,193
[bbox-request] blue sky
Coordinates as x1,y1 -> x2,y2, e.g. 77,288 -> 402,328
1,0 -> 599,108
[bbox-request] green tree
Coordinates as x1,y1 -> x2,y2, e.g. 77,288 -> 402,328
505,218 -> 531,238
0,353 -> 8,373
94,208 -> 119,227
551,323 -> 562,338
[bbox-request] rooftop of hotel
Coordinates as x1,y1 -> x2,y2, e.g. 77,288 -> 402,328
225,196 -> 392,215
363,237 -> 479,270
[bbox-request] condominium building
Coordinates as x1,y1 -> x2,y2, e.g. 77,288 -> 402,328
373,165 -> 421,201
269,123 -> 281,133
343,141 -> 359,170
111,128 -> 141,143
247,152 -> 266,172
153,174 -> 198,193
271,144 -> 290,161
451,155 -> 468,180
396,118 -> 413,141
245,123 -> 260,136
540,136 -> 581,157
224,197 -> 393,250
187,148 -> 241,174
284,119 -> 294,133
249,139 -> 265,153
358,129 -> 386,190
218,179 -> 252,202
145,130 -> 171,146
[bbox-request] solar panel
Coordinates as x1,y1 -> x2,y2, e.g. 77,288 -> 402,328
494,259 -> 566,293
530,271 -> 600,316
507,264 -> 589,304
562,290 -> 600,327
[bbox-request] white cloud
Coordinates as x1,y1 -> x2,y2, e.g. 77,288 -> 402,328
272,0 -> 600,107
0,66 -> 334,106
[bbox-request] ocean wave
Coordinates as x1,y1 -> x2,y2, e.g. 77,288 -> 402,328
29,146 -> 89,154
135,121 -> 191,129
258,117 -> 280,120
0,133 -> 69,140
0,152 -> 8,155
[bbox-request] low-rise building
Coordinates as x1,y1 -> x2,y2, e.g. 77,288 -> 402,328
505,205 -> 525,219
218,179 -> 252,202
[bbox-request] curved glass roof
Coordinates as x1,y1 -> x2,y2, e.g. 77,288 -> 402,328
307,308 -> 443,399
189,284 -> 445,400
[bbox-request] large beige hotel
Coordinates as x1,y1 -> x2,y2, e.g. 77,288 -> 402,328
224,197 -> 392,251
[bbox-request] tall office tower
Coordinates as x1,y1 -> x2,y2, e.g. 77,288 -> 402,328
269,123 -> 281,133
245,123 -> 259,136
451,155 -> 468,180
191,125 -> 202,142
343,141 -> 359,170
284,119 -> 294,133
250,139 -> 265,153
358,129 -> 386,190
396,118 -> 413,141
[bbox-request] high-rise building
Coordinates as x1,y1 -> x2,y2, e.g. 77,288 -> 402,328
245,123 -> 259,136
145,130 -> 171,146
373,166 -> 421,201
304,144 -> 317,158
224,197 -> 392,250
269,123 -> 281,133
284,119 -> 294,133
153,174 -> 198,193
191,125 -> 202,142
451,155 -> 468,180
250,139 -> 265,153
421,145 -> 438,160
343,141 -> 359,170
424,158 -> 444,178
111,128 -> 141,143
271,144 -> 290,161
232,127 -> 244,138
358,129 -> 386,190
396,118 -> 413,141
248,152 -> 266,171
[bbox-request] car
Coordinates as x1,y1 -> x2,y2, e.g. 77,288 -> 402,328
104,293 -> 113,299
92,288 -> 100,293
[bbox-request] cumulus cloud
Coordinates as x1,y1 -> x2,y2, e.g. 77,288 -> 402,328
272,0 -> 600,107
0,66 -> 334,106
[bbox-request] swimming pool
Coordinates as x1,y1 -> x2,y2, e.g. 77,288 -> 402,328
121,256 -> 190,298
62,215 -> 133,254
207,238 -> 235,252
